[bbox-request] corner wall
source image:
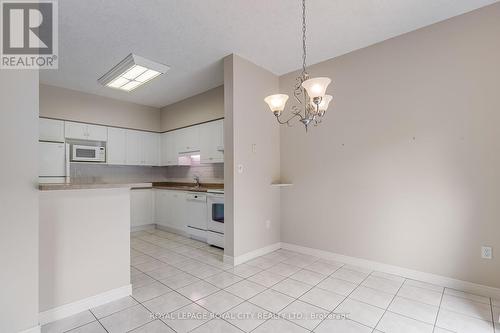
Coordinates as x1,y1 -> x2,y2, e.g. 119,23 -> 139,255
224,54 -> 281,258
279,3 -> 500,288
40,84 -> 161,132
0,72 -> 39,332
160,86 -> 224,132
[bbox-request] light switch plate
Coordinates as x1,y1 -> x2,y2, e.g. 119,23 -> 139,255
237,164 -> 244,174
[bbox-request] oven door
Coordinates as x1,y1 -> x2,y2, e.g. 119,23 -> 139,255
207,196 -> 224,234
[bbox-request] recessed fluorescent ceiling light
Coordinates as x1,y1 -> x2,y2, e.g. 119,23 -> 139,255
98,53 -> 169,92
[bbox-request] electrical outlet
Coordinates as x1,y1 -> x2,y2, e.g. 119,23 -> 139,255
265,220 -> 271,229
481,246 -> 493,259
252,144 -> 257,153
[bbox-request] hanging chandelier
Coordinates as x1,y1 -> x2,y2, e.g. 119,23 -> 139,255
264,0 -> 332,132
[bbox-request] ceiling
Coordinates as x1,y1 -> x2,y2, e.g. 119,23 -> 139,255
40,0 -> 498,108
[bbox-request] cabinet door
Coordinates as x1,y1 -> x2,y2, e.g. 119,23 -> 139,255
200,120 -> 224,163
107,127 -> 126,165
131,189 -> 153,227
143,132 -> 160,166
154,190 -> 170,226
161,132 -> 177,166
65,121 -> 88,140
39,118 -> 65,142
175,126 -> 200,153
126,130 -> 143,165
86,124 -> 108,141
169,191 -> 187,231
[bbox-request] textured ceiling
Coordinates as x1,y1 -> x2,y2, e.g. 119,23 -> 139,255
40,0 -> 498,108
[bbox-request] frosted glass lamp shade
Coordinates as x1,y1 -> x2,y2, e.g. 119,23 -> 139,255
302,77 -> 331,99
313,94 -> 333,111
264,94 -> 289,113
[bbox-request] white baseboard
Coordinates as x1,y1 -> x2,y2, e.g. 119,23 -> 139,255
19,325 -> 40,333
38,284 -> 132,325
281,242 -> 500,300
155,224 -> 190,238
223,254 -> 235,266
131,224 -> 156,232
231,242 -> 282,266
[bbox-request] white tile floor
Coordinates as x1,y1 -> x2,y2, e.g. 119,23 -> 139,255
42,228 -> 500,333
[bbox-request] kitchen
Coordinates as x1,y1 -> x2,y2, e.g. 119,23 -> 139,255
39,115 -> 225,245
37,82 -> 229,325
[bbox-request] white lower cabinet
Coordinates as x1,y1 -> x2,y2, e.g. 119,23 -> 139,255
154,189 -> 187,233
134,189 -> 210,239
131,189 -> 153,228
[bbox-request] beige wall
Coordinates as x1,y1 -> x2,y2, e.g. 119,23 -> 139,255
280,3 -> 500,288
40,84 -> 162,132
224,55 -> 281,258
0,71 -> 39,332
161,86 -> 224,132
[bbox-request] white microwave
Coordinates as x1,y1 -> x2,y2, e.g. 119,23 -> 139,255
71,145 -> 106,162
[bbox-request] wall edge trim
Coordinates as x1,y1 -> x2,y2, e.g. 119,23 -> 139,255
38,284 -> 132,325
18,325 -> 41,333
232,242 -> 282,266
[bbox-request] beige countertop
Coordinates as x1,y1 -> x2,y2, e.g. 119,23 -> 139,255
39,181 -> 223,192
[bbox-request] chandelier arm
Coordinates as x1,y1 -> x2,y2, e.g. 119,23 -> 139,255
275,110 -> 303,126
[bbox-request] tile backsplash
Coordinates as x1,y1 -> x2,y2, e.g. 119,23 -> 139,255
70,163 -> 223,184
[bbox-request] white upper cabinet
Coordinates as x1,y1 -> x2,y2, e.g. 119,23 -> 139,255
161,132 -> 178,166
107,127 -> 127,165
126,130 -> 159,166
126,130 -> 144,165
39,118 -> 65,142
175,126 -> 200,153
199,119 -> 224,163
65,121 -> 107,141
143,132 -> 160,166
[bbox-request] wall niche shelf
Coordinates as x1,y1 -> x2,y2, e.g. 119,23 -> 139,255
271,183 -> 293,188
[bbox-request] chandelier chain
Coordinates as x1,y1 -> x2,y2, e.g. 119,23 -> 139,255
301,0 -> 307,76
265,0 -> 332,132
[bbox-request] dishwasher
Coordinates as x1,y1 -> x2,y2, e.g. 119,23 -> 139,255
185,193 -> 208,241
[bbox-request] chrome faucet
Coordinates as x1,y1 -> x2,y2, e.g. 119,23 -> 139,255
194,175 -> 200,188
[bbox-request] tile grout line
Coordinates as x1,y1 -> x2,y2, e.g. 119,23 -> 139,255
431,283 -> 446,333
224,255 -> 331,332
309,269 -> 377,332
490,297 -> 497,333
366,274 -> 406,333
88,308 -> 110,333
